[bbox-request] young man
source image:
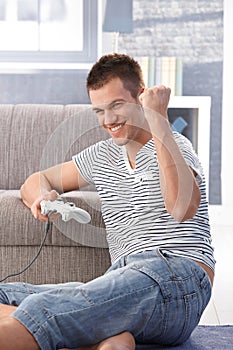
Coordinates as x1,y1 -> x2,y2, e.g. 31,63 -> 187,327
0,54 -> 215,350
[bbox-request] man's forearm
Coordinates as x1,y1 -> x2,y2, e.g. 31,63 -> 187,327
148,115 -> 201,222
20,172 -> 53,209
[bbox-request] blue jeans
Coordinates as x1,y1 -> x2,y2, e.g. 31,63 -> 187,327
0,249 -> 212,349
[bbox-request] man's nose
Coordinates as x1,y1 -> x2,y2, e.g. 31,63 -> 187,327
104,108 -> 118,125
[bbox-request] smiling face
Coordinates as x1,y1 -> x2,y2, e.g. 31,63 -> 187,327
89,77 -> 151,149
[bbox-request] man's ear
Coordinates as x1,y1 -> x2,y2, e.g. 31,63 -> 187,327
137,87 -> 145,101
139,87 -> 145,94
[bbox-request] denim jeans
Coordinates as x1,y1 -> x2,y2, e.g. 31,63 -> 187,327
0,249 -> 212,350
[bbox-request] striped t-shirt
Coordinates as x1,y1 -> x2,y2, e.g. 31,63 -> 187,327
72,132 -> 215,272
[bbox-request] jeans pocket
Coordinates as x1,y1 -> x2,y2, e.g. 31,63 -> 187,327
192,264 -> 212,317
172,292 -> 200,345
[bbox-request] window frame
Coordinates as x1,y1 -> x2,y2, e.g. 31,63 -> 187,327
0,0 -> 98,63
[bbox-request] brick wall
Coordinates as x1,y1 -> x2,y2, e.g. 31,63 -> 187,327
118,0 -> 223,204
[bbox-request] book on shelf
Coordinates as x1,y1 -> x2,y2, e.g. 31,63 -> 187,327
148,56 -> 155,88
135,56 -> 183,96
155,57 -> 162,86
140,56 -> 149,88
175,58 -> 183,96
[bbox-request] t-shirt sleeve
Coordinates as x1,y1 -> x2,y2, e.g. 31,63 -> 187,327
173,131 -> 204,184
72,142 -> 102,185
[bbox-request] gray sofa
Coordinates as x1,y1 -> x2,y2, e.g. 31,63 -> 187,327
0,104 -> 111,284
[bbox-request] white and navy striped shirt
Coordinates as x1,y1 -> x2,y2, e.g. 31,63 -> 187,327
73,132 -> 215,272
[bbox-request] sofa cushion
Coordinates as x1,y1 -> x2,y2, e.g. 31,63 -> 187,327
0,190 -> 48,245
0,105 -> 13,189
0,190 -> 107,248
0,104 -> 109,190
52,191 -> 108,248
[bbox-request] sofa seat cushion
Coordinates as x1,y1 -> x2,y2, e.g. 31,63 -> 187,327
0,190 -> 107,248
54,191 -> 108,248
0,190 -> 47,246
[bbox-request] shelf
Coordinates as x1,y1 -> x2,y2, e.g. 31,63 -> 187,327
168,96 -> 211,196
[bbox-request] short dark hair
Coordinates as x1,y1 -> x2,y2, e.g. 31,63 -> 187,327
86,53 -> 145,99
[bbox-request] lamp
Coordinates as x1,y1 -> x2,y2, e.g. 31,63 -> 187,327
102,0 -> 133,52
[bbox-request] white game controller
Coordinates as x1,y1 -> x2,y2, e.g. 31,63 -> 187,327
40,199 -> 91,224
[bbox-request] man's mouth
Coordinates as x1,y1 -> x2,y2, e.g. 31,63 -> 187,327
108,122 -> 126,133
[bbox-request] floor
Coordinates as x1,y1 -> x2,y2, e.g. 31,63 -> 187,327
199,206 -> 233,325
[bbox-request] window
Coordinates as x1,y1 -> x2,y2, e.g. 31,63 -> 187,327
0,0 -> 98,63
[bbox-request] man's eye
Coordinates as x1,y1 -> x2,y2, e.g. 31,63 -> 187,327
94,109 -> 104,116
112,102 -> 124,110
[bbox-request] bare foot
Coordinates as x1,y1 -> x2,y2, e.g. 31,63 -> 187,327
62,331 -> 135,350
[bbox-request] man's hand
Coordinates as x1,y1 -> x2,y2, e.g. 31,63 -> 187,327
31,190 -> 59,222
139,85 -> 171,119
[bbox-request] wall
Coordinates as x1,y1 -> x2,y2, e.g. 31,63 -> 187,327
117,0 -> 223,204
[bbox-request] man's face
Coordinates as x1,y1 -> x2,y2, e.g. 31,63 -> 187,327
89,77 -> 149,147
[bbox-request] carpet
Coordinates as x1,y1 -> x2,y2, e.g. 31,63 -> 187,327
136,325 -> 233,349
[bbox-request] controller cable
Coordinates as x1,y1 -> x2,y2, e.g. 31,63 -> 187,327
0,212 -> 55,283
